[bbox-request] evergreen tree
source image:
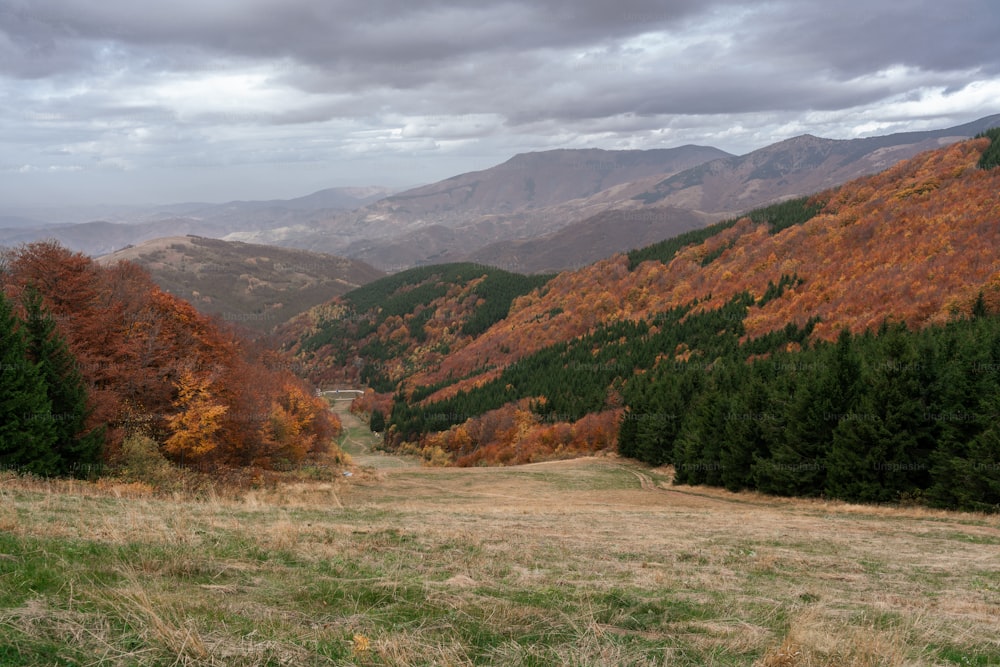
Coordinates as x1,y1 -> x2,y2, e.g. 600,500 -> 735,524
826,326 -> 929,503
369,408 -> 386,433
951,399 -> 1000,512
720,363 -> 777,491
21,286 -> 103,475
928,320 -> 997,507
674,376 -> 728,486
0,290 -> 58,475
754,349 -> 831,496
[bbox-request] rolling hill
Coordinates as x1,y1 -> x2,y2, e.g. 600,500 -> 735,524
276,263 -> 553,389
98,236 -> 384,333
0,186 -> 395,257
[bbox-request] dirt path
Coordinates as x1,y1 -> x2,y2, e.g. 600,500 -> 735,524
331,400 -> 421,470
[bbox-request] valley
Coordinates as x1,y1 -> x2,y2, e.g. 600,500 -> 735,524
5,6 -> 1000,666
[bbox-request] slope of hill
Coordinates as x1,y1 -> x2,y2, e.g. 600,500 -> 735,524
400,135 -> 1000,393
277,263 -> 553,390
98,236 -> 384,333
632,114 -> 1000,215
372,146 -> 732,216
463,206 -> 712,273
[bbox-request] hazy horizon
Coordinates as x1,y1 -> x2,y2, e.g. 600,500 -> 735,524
2,1 -> 999,209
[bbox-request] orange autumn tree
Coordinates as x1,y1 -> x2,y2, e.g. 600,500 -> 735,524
258,380 -> 334,467
164,369 -> 229,461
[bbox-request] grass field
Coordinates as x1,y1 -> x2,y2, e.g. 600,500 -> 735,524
1,405 -> 999,665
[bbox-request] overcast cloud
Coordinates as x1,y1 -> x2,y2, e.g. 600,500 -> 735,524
1,0 -> 998,208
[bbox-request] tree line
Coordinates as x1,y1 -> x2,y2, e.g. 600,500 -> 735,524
620,305 -> 1000,512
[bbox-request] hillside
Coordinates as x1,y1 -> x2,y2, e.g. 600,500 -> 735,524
396,135 -> 1000,392
98,236 -> 384,333
277,262 -> 553,389
463,206 -> 712,274
632,113 -> 1000,214
371,146 -> 731,216
281,132 -> 1000,509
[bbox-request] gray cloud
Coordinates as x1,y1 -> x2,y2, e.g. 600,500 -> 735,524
0,0 -> 998,207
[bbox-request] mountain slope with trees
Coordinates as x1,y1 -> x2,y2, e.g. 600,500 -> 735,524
278,262 -> 553,392
281,131 -> 1000,510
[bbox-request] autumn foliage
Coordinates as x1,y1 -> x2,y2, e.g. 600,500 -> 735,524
289,135 -> 1000,472
392,399 -> 621,466
399,137 -> 1000,389
1,242 -> 342,471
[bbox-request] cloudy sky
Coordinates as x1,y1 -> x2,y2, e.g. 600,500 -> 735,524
1,0 -> 998,209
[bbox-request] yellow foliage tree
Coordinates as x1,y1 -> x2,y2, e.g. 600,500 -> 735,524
257,381 -> 328,465
164,370 -> 228,460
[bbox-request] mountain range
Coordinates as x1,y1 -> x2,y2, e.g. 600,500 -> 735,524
0,186 -> 394,257
5,115 -> 999,274
229,114 -> 1000,271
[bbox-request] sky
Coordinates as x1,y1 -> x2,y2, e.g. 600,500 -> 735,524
1,0 -> 999,210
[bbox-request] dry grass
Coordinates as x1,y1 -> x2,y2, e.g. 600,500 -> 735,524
2,418 -> 1000,666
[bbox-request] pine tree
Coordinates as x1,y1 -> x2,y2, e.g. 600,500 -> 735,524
757,331 -> 861,497
369,408 -> 386,433
0,290 -> 58,475
928,320 -> 997,507
953,407 -> 1000,512
722,363 -> 783,492
21,285 -> 103,475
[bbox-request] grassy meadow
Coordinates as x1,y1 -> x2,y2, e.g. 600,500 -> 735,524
1,404 -> 999,665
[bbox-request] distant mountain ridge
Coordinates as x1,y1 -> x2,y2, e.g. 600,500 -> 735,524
377,145 -> 733,215
257,144 -> 732,269
0,186 -> 396,256
633,114 -> 1000,213
4,115 -> 1000,272
255,115 -> 1000,271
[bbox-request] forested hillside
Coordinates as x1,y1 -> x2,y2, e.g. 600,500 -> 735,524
278,263 -> 552,391
1,242 -> 343,476
289,132 -> 1000,510
401,134 -> 1000,395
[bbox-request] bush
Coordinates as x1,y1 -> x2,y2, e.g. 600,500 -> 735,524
118,433 -> 181,488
